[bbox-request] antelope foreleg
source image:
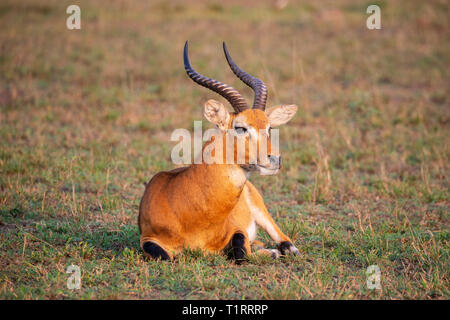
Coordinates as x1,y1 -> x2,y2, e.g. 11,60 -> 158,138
245,183 -> 300,256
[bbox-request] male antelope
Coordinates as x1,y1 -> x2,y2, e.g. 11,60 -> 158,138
138,42 -> 299,261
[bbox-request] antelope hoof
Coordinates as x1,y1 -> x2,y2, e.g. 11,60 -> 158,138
278,241 -> 300,256
142,241 -> 170,261
228,233 -> 248,264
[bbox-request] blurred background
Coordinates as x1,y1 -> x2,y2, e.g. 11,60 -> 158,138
0,0 -> 448,299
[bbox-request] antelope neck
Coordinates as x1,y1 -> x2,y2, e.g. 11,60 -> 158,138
188,162 -> 249,201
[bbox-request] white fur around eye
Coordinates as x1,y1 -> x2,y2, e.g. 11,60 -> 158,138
266,105 -> 298,127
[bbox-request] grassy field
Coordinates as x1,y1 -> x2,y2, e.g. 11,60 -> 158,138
0,0 -> 448,299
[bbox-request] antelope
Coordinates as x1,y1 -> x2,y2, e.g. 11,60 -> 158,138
138,41 -> 299,262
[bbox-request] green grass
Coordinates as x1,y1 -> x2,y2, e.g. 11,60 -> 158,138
0,0 -> 449,299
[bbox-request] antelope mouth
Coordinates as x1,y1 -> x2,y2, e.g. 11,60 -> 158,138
256,165 -> 279,176
241,164 -> 279,176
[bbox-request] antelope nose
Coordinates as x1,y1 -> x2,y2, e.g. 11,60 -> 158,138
268,155 -> 282,168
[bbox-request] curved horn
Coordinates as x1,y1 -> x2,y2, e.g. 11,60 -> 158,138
183,41 -> 249,113
223,42 -> 268,110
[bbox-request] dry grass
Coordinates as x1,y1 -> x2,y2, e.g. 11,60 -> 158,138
0,0 -> 448,299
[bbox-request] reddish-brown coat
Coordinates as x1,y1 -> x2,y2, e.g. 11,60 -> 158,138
138,107 -> 294,259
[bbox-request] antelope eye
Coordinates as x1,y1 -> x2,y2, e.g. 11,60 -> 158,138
235,126 -> 247,134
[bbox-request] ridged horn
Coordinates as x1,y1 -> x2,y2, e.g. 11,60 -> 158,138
183,41 -> 249,113
223,42 -> 268,110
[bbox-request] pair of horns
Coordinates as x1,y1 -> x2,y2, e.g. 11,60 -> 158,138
184,41 -> 267,112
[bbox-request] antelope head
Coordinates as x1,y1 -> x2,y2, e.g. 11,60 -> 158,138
184,41 -> 298,175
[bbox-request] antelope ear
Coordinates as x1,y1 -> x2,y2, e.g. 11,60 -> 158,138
204,99 -> 230,130
265,104 -> 298,127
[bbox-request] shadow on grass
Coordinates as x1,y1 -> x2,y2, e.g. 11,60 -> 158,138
83,224 -> 141,254
1,206 -> 142,259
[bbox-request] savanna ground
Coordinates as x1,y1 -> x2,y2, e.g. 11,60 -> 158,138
0,0 -> 449,299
